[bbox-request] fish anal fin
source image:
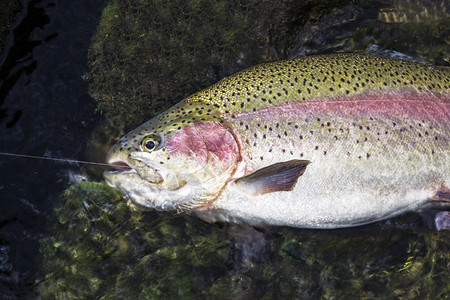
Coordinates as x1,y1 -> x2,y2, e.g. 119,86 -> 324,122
235,159 -> 310,196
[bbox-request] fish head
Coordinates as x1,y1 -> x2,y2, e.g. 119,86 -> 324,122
104,101 -> 241,211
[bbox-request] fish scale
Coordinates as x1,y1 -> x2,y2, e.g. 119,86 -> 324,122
105,53 -> 449,229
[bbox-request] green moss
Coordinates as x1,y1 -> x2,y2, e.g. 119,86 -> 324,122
202,221 -> 449,299
88,0 -> 279,131
289,1 -> 450,65
88,0 -> 449,137
38,181 -> 230,299
274,222 -> 450,299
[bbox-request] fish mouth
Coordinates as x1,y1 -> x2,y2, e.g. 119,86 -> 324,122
105,157 -> 164,184
108,160 -> 134,172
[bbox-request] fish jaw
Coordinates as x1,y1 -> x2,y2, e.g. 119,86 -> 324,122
104,154 -> 210,211
104,171 -> 198,210
104,150 -> 237,211
104,150 -> 183,210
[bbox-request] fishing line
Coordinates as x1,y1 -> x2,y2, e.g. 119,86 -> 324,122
0,152 -> 110,167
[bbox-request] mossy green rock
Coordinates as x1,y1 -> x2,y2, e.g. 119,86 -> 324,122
88,0 -> 448,136
88,0 -> 277,131
38,181 -> 230,298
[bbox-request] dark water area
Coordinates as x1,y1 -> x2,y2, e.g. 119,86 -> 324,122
0,0 -> 107,297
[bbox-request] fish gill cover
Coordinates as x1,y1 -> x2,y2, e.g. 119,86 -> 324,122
37,0 -> 449,298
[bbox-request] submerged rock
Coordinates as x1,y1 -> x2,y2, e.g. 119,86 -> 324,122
38,181 -> 231,298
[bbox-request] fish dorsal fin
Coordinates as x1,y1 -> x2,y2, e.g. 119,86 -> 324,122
234,159 -> 310,196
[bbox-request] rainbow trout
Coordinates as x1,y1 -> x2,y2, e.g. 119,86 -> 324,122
104,53 -> 449,229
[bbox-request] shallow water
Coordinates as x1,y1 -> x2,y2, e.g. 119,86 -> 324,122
0,0 -> 448,298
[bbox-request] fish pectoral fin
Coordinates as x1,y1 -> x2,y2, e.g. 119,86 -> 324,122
234,159 -> 310,196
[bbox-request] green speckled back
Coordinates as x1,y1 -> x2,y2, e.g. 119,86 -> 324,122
187,53 -> 449,113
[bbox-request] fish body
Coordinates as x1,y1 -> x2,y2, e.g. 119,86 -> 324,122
104,53 -> 450,229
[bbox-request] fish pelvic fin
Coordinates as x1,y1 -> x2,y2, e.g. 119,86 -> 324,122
234,159 -> 310,196
420,186 -> 450,230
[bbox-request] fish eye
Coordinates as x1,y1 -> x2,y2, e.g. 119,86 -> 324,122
140,134 -> 162,152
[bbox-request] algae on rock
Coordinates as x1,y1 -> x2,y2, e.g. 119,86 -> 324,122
88,0 -> 448,135
38,181 -> 230,298
88,0 -> 277,131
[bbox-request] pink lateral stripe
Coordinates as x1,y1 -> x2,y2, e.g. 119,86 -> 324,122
233,91 -> 450,121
